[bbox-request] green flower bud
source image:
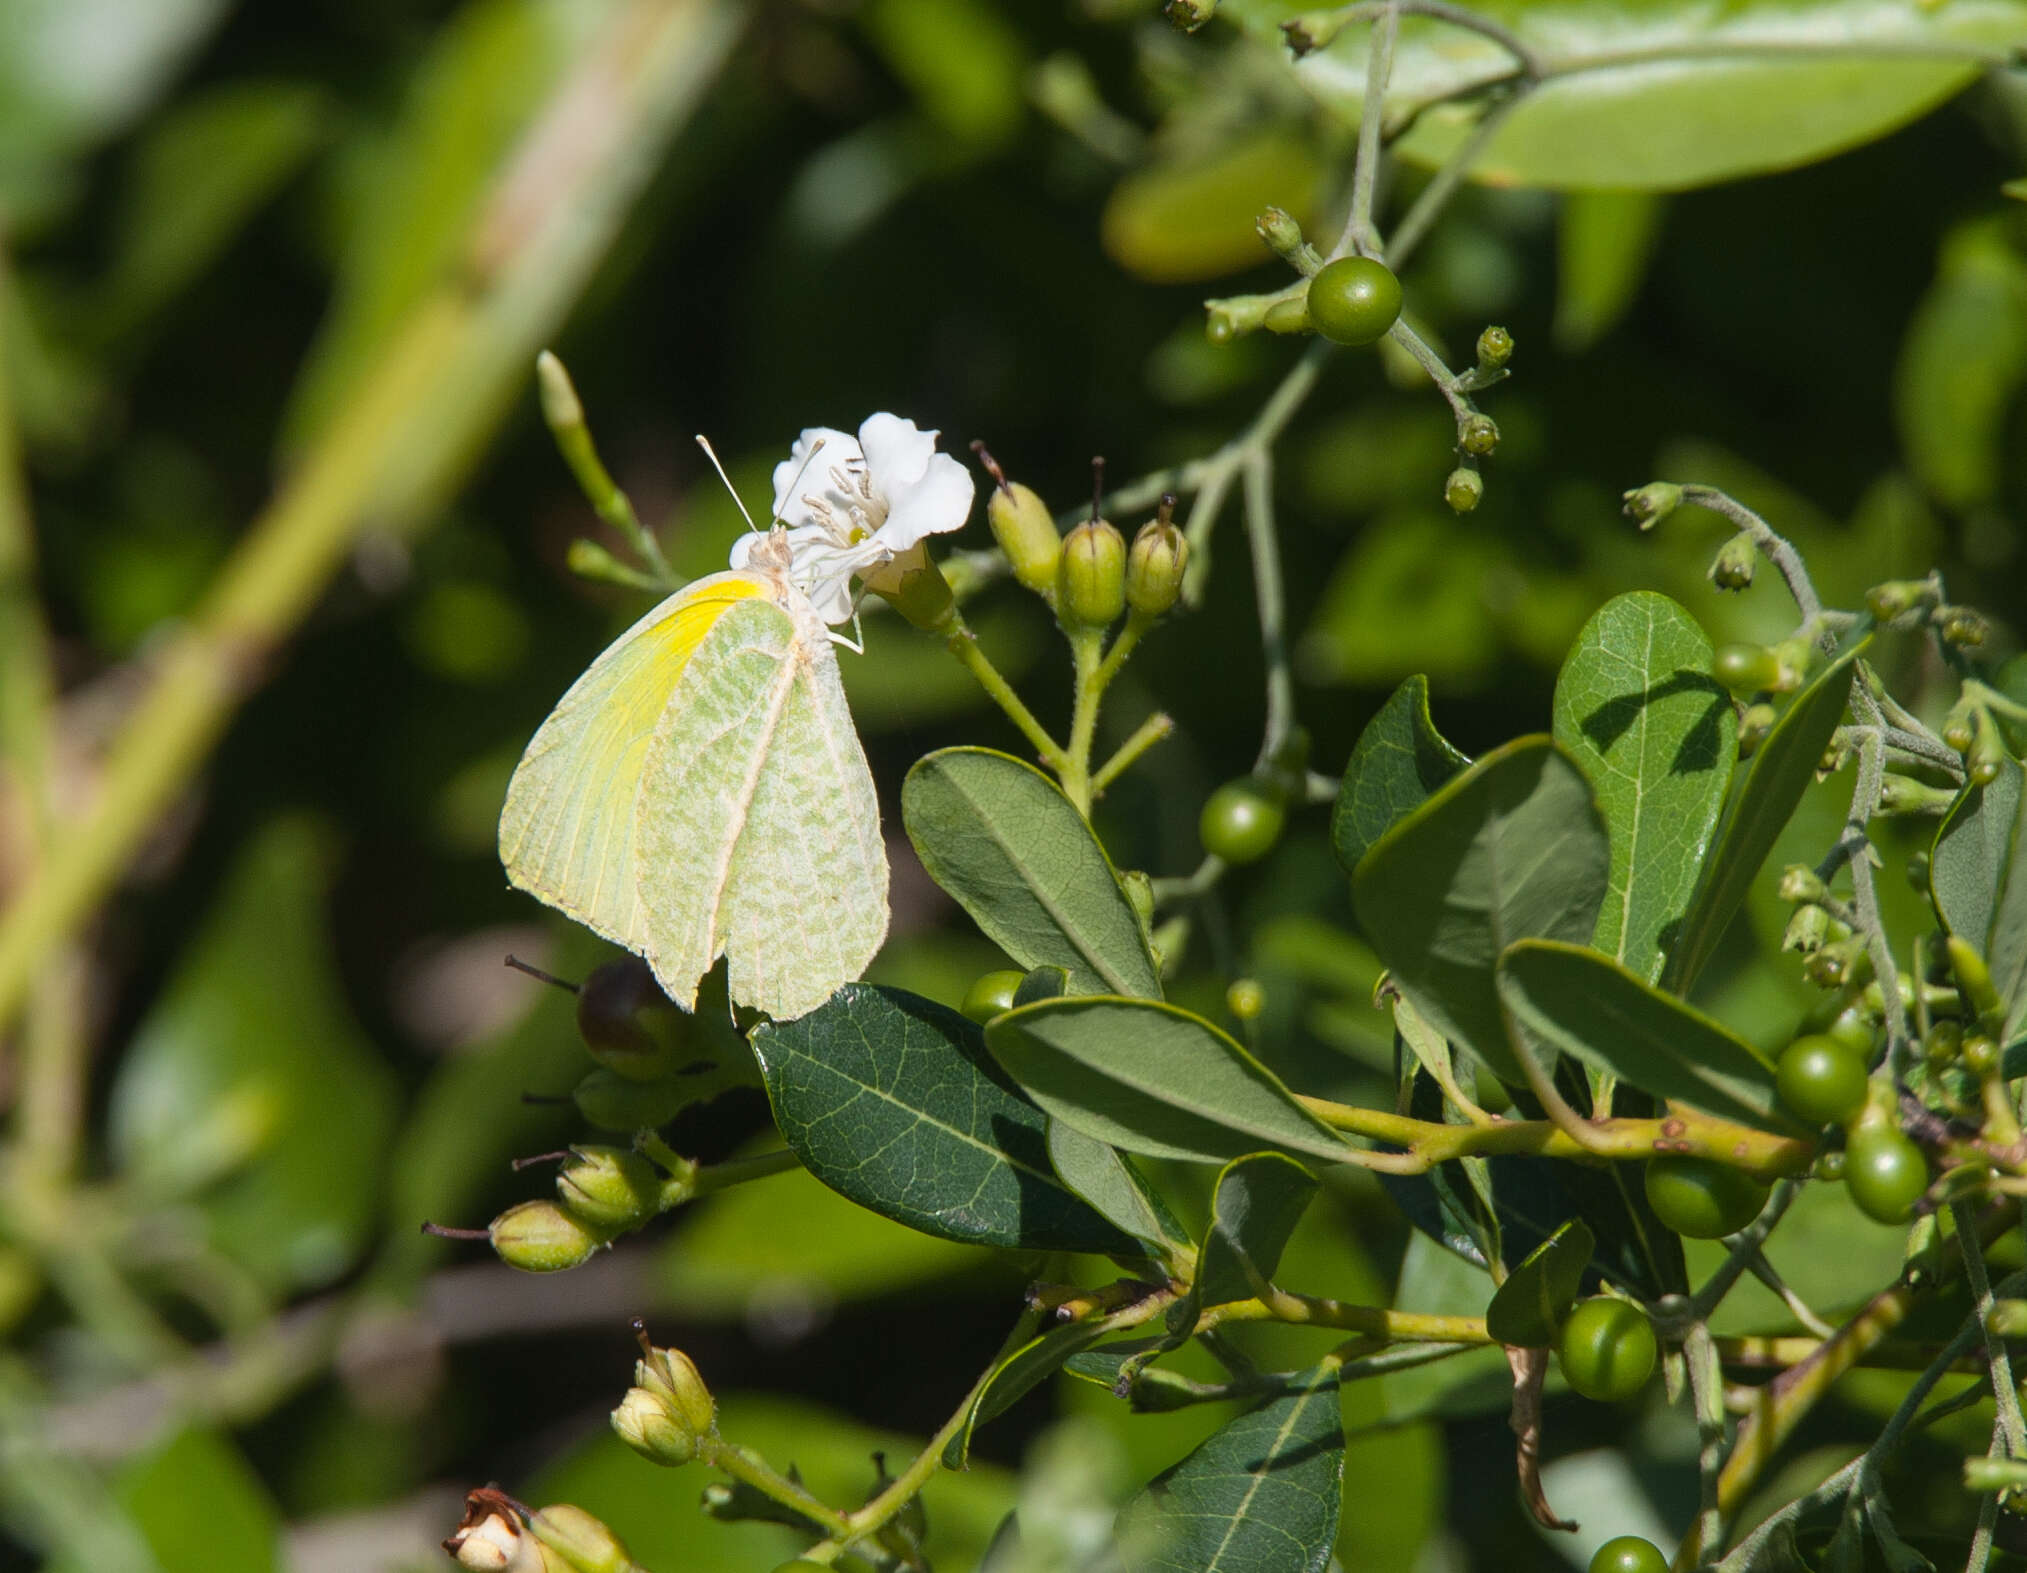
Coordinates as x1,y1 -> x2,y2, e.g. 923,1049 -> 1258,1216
529,1505 -> 642,1573
1943,698 -> 1979,753
1458,414 -> 1499,457
1621,482 -> 1682,528
1476,325 -> 1514,371
1262,296 -> 1312,334
1949,935 -> 2004,1025
1805,937 -> 1869,990
612,1384 -> 705,1467
1964,1031 -> 2002,1078
1767,636 -> 1815,693
976,449 -> 1062,595
1057,518 -> 1127,630
1125,500 -> 1189,620
1813,1147 -> 1846,1183
444,1490 -> 550,1573
1905,848 -> 1931,893
861,539 -> 957,634
633,1331 -> 718,1445
577,958 -> 688,1081
1120,869 -> 1156,931
557,1145 -> 663,1233
1710,532 -> 1757,591
1254,206 -> 1307,264
1782,904 -> 1831,956
1443,467 -> 1483,514
491,1199 -> 609,1273
1875,774 -> 1957,817
1226,978 -> 1265,1020
1925,1018 -> 1963,1067
1163,0 -> 1216,31
1939,606 -> 1990,648
1865,579 -> 1934,621
1968,709 -> 2007,785
1737,702 -> 1776,757
1777,864 -> 1828,905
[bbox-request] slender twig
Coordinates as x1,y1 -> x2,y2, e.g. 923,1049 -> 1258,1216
1241,453 -> 1296,775
1092,712 -> 1174,798
1954,1201 -> 2027,1459
1340,0 -> 1402,259
1386,86 -> 1523,268
944,620 -> 1070,774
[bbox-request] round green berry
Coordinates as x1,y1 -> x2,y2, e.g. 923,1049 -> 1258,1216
1558,1297 -> 1657,1403
1644,1154 -> 1769,1239
1713,642 -> 1781,695
1589,1536 -> 1669,1573
1199,779 -> 1286,865
1777,1034 -> 1868,1126
961,970 -> 1025,1024
1306,256 -> 1403,346
1845,1126 -> 1927,1224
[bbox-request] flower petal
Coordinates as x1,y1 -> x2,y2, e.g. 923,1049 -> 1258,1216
771,426 -> 861,528
856,413 -> 939,490
876,449 -> 975,552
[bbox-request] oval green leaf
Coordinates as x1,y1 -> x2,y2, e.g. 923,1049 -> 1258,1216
1113,1362 -> 1345,1573
1552,591 -> 1735,984
1227,0 -> 2027,191
983,996 -> 1359,1167
1498,939 -> 1800,1134
1660,635 -> 1865,996
1331,673 -> 1470,877
1485,1219 -> 1594,1348
1931,757 -> 2021,956
1351,736 -> 1611,1083
903,747 -> 1163,999
1194,1151 -> 1322,1309
750,984 -> 1137,1254
1046,1119 -> 1193,1261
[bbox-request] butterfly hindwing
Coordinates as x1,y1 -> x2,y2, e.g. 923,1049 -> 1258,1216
498,573 -> 770,951
634,593 -> 888,1019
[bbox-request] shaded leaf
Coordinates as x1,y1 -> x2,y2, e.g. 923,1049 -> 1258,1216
903,747 -> 1162,998
1193,1153 -> 1320,1308
944,1317 -> 1123,1469
1552,591 -> 1735,983
1485,1220 -> 1594,1348
1352,736 -> 1611,1083
984,996 -> 1358,1167
1113,1362 -> 1344,1573
1046,1120 -> 1192,1261
1931,758 -> 2020,962
751,984 -> 1136,1254
107,818 -> 398,1292
1227,0 -> 2027,190
1499,940 -> 1799,1133
45,1427 -> 279,1573
1102,129 -> 1322,283
1555,190 -> 1666,352
1330,674 -> 1470,878
1662,636 -> 1865,996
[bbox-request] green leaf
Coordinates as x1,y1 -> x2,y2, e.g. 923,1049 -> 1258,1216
1894,219 -> 2027,509
983,996 -> 1359,1167
43,1428 -> 280,1573
1102,129 -> 1323,283
750,984 -> 1136,1254
1552,591 -> 1736,984
1113,1362 -> 1344,1573
1499,940 -> 1800,1134
1330,674 -> 1470,877
1194,1152 -> 1321,1308
1931,758 -> 2020,960
1485,1219 -> 1594,1348
96,81 -> 330,341
943,1318 -> 1117,1469
107,818 -> 398,1292
1226,0 -> 2027,190
902,747 -> 1162,998
1046,1120 -> 1193,1260
1661,637 -> 1865,996
1555,190 -> 1666,352
1351,736 -> 1611,1083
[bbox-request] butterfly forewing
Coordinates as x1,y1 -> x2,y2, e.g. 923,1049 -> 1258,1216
498,574 -> 771,950
634,593 -> 888,1019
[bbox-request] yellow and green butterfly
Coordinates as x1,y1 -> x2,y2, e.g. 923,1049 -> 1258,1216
497,529 -> 888,1022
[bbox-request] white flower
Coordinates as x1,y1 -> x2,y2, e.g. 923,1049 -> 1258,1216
730,413 -> 974,624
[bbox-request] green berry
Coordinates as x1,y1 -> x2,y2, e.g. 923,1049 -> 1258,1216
1777,1035 -> 1868,1127
1305,256 -> 1403,346
1589,1536 -> 1669,1573
961,970 -> 1025,1024
1644,1154 -> 1769,1239
1845,1125 -> 1928,1224
1476,324 -> 1514,370
1558,1297 -> 1657,1403
1964,1033 -> 2001,1078
1713,642 -> 1780,695
1199,779 -> 1286,865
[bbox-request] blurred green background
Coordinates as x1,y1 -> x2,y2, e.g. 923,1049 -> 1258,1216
2,0 -> 2025,1569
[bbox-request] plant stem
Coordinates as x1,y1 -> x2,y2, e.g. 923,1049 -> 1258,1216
1385,86 -> 1523,268
1241,453 -> 1297,775
0,0 -> 746,1036
944,618 -> 1071,774
1678,486 -> 1823,625
1092,712 -> 1174,798
1339,0 -> 1401,259
1954,1200 -> 2027,1459
1684,1322 -> 1725,1568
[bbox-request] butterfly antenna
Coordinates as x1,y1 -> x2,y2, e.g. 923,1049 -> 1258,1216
694,435 -> 759,532
772,435 -> 830,527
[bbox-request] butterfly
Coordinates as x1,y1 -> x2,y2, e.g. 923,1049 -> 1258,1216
498,528 -> 889,1022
